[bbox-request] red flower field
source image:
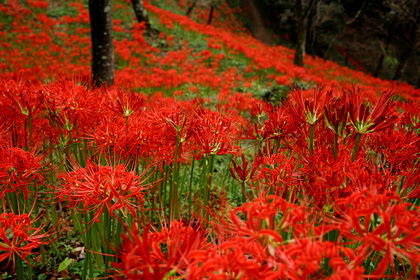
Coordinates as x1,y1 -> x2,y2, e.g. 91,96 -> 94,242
1,0 -> 420,279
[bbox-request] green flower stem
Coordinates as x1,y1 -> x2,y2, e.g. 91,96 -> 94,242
14,253 -> 25,280
203,154 -> 215,218
351,133 -> 362,162
81,213 -> 91,280
188,159 -> 195,215
170,132 -> 181,222
28,115 -> 33,147
309,124 -> 314,157
333,133 -> 339,160
103,209 -> 111,271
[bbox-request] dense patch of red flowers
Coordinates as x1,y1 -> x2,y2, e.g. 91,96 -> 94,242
1,0 -> 420,279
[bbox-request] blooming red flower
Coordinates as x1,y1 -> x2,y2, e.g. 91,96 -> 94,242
113,220 -> 205,279
0,212 -> 57,270
333,192 -> 420,278
285,86 -> 331,125
59,161 -> 150,223
347,88 -> 398,134
0,147 -> 44,201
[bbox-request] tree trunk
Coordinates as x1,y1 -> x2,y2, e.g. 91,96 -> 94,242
293,0 -> 306,66
89,0 -> 114,87
305,1 -> 317,56
374,18 -> 396,77
393,48 -> 412,81
131,0 -> 151,29
416,70 -> 420,89
207,2 -> 215,25
186,0 -> 199,16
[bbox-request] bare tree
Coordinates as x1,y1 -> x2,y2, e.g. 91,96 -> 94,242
89,0 -> 115,87
207,0 -> 215,25
293,0 -> 315,66
131,0 -> 151,29
389,0 -> 420,81
186,0 -> 199,16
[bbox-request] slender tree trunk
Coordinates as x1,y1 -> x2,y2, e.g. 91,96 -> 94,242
416,70 -> 420,89
394,48 -> 412,81
89,0 -> 114,87
131,0 -> 151,29
207,2 -> 215,25
305,1 -> 317,56
186,0 -> 199,16
344,47 -> 349,66
293,0 -> 306,66
374,18 -> 396,77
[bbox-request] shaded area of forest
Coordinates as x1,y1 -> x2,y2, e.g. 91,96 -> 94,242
243,0 -> 420,88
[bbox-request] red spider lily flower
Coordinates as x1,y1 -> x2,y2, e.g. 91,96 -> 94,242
58,161 -> 152,223
146,106 -> 197,165
229,154 -> 263,185
264,105 -> 293,140
347,88 -> 398,134
113,220 -> 206,279
367,125 -> 420,173
285,86 -> 331,125
0,212 -> 59,270
333,192 -> 420,279
400,100 -> 420,130
399,169 -> 420,199
256,152 -> 297,197
188,237 -> 284,280
0,147 -> 44,201
324,97 -> 349,136
105,88 -> 145,118
2,81 -> 42,120
279,239 -> 364,280
193,109 -> 240,156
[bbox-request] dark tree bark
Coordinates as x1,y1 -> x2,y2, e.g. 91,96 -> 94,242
293,0 -> 316,66
416,70 -> 420,89
305,0 -> 318,56
374,18 -> 396,77
207,1 -> 215,25
131,0 -> 151,29
186,0 -> 199,16
293,0 -> 306,66
394,48 -> 412,81
89,0 -> 114,87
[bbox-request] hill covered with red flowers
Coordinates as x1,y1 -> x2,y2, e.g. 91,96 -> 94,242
1,0 -> 420,279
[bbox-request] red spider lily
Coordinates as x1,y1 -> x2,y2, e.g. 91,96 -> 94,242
367,126 -> 420,172
229,153 -> 262,185
278,239 -> 364,280
264,105 -> 293,140
333,192 -> 420,278
324,97 -> 349,136
58,161 -> 152,223
399,169 -> 420,199
105,88 -> 145,118
400,100 -> 420,130
299,137 -> 359,206
0,211 -> 59,270
193,109 -> 240,156
285,86 -> 331,125
256,152 -> 297,197
0,147 -> 44,201
2,81 -> 42,120
347,88 -> 398,134
146,106 -> 196,164
113,220 -> 206,279
40,80 -> 101,129
188,237 -> 285,280
230,195 -> 313,243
